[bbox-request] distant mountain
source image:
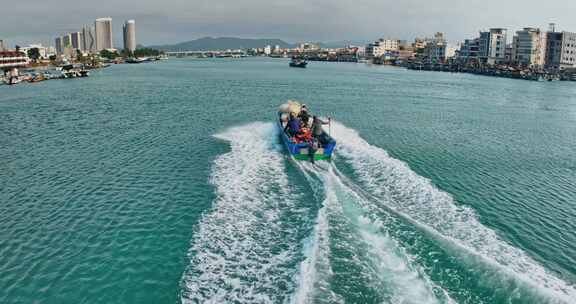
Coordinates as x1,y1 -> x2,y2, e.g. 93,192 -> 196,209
148,37 -> 294,51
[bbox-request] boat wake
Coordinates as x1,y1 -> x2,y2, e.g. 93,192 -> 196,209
292,161 -> 450,304
328,121 -> 576,303
181,122 -> 312,303
181,121 -> 575,304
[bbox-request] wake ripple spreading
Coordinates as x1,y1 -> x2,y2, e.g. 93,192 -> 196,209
331,121 -> 576,303
293,162 -> 450,304
181,123 -> 307,303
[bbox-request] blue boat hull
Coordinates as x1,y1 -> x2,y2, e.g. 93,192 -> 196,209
277,115 -> 335,161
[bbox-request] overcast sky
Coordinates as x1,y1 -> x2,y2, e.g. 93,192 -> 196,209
2,0 -> 576,47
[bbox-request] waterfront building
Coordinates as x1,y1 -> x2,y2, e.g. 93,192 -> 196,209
0,40 -> 5,51
298,42 -> 320,51
82,26 -> 96,53
55,37 -> 63,55
95,17 -> 113,51
0,51 -> 29,74
397,49 -> 415,60
504,44 -> 514,64
423,32 -> 447,63
479,28 -> 507,64
445,45 -> 458,58
264,45 -> 272,55
71,32 -> 82,50
458,38 -> 480,63
512,28 -> 546,67
20,44 -> 49,59
545,31 -> 576,70
123,20 -> 136,53
413,38 -> 427,50
365,39 -> 400,59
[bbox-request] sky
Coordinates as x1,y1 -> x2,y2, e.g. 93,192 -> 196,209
2,0 -> 576,47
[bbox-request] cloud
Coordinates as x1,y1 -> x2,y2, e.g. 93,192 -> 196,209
2,0 -> 576,46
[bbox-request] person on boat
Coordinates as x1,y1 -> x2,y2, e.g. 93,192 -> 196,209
285,112 -> 302,137
298,104 -> 311,127
311,116 -> 331,145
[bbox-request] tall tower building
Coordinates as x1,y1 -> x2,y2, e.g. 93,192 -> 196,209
82,26 -> 96,53
123,20 -> 136,53
0,39 -> 6,51
55,37 -> 63,55
71,32 -> 82,50
62,34 -> 72,49
95,17 -> 113,51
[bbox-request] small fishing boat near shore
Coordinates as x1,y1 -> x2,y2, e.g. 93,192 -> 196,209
277,100 -> 336,162
289,58 -> 308,68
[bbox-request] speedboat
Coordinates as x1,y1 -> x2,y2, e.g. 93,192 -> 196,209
277,101 -> 336,161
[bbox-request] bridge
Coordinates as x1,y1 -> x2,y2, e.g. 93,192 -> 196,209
165,50 -> 247,58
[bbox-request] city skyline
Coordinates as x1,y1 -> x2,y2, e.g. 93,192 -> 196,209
3,0 -> 576,47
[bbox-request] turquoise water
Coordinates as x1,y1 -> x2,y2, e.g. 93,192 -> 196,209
1,58 -> 575,303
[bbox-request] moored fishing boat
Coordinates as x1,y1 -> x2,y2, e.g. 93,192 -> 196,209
277,101 -> 336,161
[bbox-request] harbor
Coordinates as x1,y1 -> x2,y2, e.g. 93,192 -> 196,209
3,2 -> 576,303
2,58 -> 576,303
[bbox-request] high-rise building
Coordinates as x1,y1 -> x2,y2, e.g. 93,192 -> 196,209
71,32 -> 82,50
512,28 -> 546,67
55,37 -> 63,55
82,26 -> 96,53
62,34 -> 72,49
0,39 -> 5,51
478,28 -> 507,64
546,31 -> 576,70
95,17 -> 113,51
123,20 -> 136,53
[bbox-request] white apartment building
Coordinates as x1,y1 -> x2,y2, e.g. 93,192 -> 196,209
95,17 -> 113,51
365,39 -> 400,58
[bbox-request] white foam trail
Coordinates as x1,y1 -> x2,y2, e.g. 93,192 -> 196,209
291,162 -> 343,304
330,121 -> 576,303
181,122 -> 307,304
293,162 -> 445,304
324,168 -> 444,304
292,204 -> 343,304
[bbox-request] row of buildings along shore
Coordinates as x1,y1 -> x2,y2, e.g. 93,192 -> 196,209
4,21 -> 576,82
54,17 -> 136,59
0,17 -> 137,65
1,17 -> 140,85
166,23 -> 576,73
360,23 -> 576,80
